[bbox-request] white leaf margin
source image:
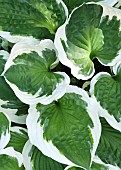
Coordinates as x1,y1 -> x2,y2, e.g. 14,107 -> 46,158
0,99 -> 27,124
54,2 -> 121,80
26,85 -> 101,168
54,19 -> 94,80
64,156 -> 120,170
56,0 -> 69,17
9,126 -> 28,142
0,0 -> 68,44
0,112 -> 11,150
93,156 -> 120,170
9,126 -> 28,150
0,50 -> 9,61
22,140 -> 33,170
90,68 -> 121,132
0,32 -> 40,44
3,39 -> 70,105
10,126 -> 27,134
98,0 -> 118,7
0,147 -> 23,167
113,61 -> 121,75
0,51 -> 27,124
0,50 -> 9,75
86,2 -> 121,66
115,1 -> 121,8
98,4 -> 121,66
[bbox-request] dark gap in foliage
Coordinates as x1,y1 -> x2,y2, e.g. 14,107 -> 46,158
11,122 -> 27,129
0,37 -> 13,53
52,62 -> 85,87
93,58 -> 112,75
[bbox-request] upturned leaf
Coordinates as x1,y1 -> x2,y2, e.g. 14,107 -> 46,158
55,3 -> 121,80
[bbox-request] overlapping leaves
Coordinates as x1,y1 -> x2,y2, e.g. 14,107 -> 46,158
0,147 -> 24,170
62,0 -> 118,12
22,141 -> 66,170
0,0 -> 121,170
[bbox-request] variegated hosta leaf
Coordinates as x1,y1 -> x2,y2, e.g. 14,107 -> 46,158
0,0 -> 68,41
62,0 -> 118,12
55,3 -> 121,80
96,118 -> 121,169
4,40 -> 70,105
22,140 -> 66,170
0,147 -> 24,170
0,76 -> 29,124
0,112 -> 10,150
64,156 -> 120,170
0,50 -> 9,75
0,32 -> 41,44
90,61 -> 121,131
7,127 -> 28,153
26,85 -> 101,169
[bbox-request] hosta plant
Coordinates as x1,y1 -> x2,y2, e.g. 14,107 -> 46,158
0,0 -> 121,170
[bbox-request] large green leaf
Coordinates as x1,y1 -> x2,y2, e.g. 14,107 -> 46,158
96,118 -> 121,169
90,61 -> 121,131
62,0 -> 117,12
0,0 -> 67,40
0,147 -> 24,170
27,85 -> 101,169
0,76 -> 29,124
0,112 -> 10,149
4,40 -> 70,105
22,140 -> 66,170
55,3 -> 121,80
7,127 -> 28,153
